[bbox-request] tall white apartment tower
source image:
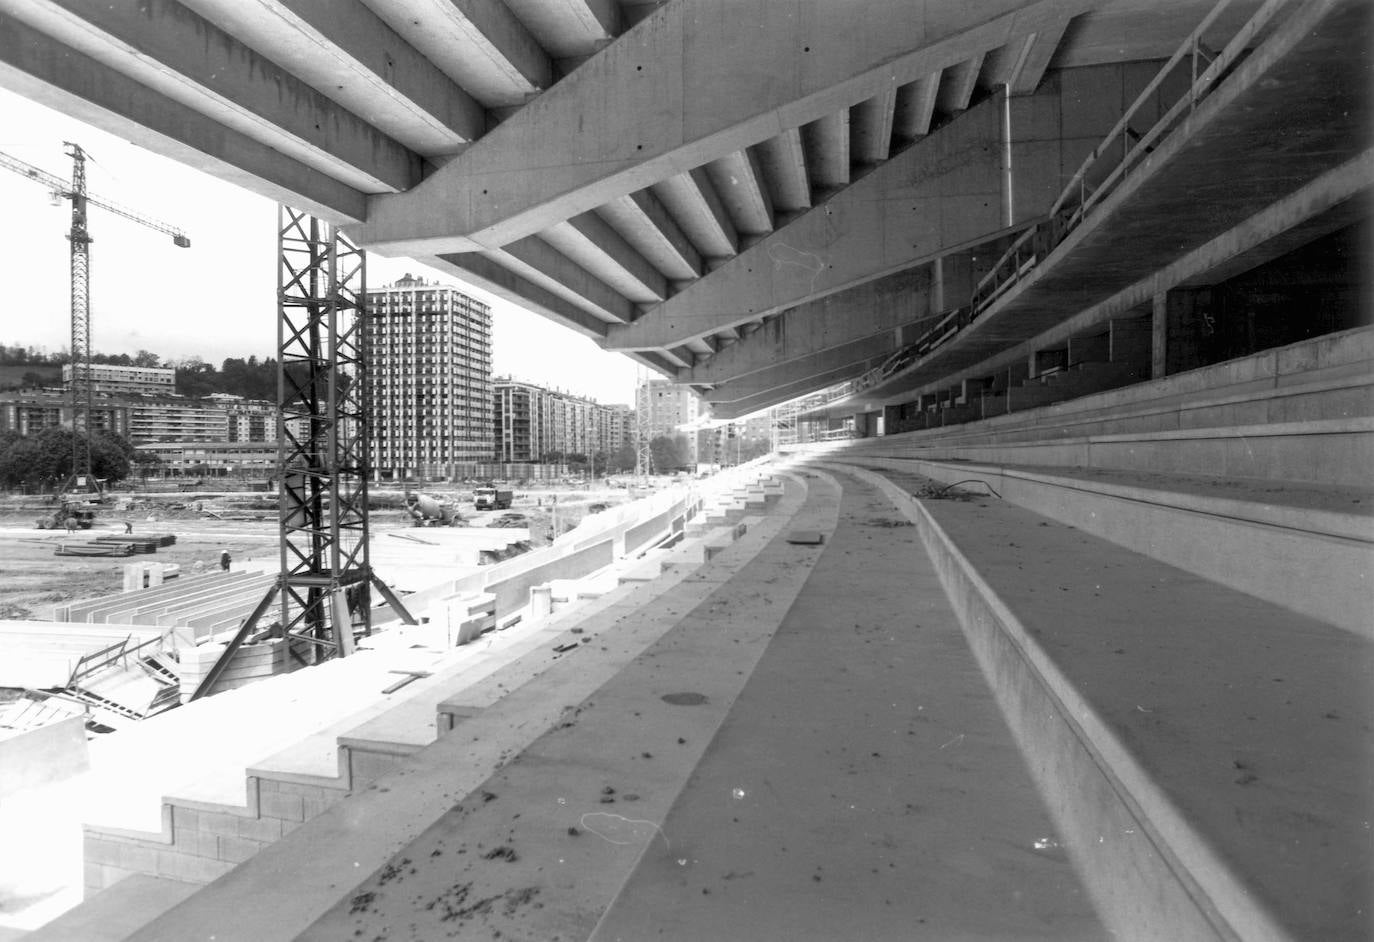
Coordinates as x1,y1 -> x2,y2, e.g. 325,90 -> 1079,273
364,273 -> 493,481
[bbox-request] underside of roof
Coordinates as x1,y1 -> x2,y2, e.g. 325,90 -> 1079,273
3,0 -> 1365,417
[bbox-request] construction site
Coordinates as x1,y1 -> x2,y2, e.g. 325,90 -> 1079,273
0,0 -> 1370,940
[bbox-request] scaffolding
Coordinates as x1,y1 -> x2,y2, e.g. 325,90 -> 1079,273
190,208 -> 412,699
634,368 -> 655,478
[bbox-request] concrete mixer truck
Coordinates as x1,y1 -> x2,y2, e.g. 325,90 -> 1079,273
404,490 -> 463,527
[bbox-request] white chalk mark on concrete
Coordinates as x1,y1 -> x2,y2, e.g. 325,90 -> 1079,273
579,812 -> 670,851
767,243 -> 825,293
938,733 -> 965,749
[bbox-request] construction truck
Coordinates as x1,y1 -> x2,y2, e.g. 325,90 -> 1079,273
404,490 -> 463,527
37,475 -> 103,530
473,486 -> 513,510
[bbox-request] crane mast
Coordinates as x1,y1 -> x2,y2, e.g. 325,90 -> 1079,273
0,144 -> 190,481
66,143 -> 93,479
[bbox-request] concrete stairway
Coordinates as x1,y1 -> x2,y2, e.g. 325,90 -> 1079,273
17,475 -> 781,939
65,467 -> 1101,941
20,470 -> 808,939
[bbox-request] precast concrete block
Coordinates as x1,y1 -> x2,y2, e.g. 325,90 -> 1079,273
529,585 -> 554,619
257,791 -> 304,822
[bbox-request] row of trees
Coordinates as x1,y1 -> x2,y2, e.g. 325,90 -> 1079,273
1,341 -> 281,402
0,427 -> 158,489
0,344 -> 165,368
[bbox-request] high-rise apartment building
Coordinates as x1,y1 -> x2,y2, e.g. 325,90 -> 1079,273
493,378 -> 631,465
365,274 -> 493,481
635,379 -> 703,465
603,403 -> 634,455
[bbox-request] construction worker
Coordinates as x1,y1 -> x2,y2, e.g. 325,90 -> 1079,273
124,520 -> 133,535
220,549 -> 231,571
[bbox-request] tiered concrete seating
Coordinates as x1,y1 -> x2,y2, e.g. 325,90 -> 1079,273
842,464 -> 1370,941
16,469 -> 803,939
9,478 -> 774,922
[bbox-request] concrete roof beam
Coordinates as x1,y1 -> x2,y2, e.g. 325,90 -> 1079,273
176,0 -> 486,154
605,95 -> 1016,351
363,0 -> 551,107
427,251 -> 608,339
753,128 -> 810,219
650,168 -> 740,259
893,72 -> 941,141
706,361 -> 875,418
1008,16 -> 1073,95
704,149 -> 776,239
598,190 -> 703,282
500,236 -> 637,324
502,0 -> 620,59
4,0 -> 421,193
0,13 -> 366,222
351,0 -> 1085,253
682,267 -> 934,386
936,54 -> 985,115
800,110 -> 851,193
850,86 -> 898,167
540,213 -> 668,304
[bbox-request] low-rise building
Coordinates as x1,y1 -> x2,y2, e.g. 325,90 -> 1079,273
62,363 -> 175,396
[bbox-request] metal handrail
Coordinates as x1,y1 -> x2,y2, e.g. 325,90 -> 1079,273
66,636 -> 130,687
840,0 -> 1292,402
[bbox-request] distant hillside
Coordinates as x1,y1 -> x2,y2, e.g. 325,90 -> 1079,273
0,343 -> 278,400
0,363 -> 61,390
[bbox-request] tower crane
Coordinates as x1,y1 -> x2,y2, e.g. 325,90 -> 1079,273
0,144 -> 190,483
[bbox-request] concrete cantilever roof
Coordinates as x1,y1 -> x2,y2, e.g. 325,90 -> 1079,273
3,0 -> 1347,412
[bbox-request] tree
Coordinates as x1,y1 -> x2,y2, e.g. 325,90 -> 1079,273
607,444 -> 636,473
131,449 -> 163,480
0,427 -> 133,487
132,349 -> 162,367
649,434 -> 690,472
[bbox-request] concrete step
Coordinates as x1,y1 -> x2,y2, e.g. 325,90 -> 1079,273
37,491 -> 758,921
851,327 -> 1373,489
825,455 -> 1373,636
115,469 -> 802,939
852,464 -> 1373,941
22,875 -> 197,942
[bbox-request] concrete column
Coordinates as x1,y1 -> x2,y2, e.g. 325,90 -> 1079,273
1155,289 -> 1212,377
882,404 -> 902,435
1151,292 -> 1168,379
529,585 -> 553,619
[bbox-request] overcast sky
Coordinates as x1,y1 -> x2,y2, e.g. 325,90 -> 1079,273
0,87 -> 641,406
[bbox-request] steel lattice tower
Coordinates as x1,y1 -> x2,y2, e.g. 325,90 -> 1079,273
64,143 -> 93,480
189,208 -> 412,698
634,369 -> 654,478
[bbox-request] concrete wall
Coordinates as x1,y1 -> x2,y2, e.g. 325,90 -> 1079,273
841,327 -> 1373,488
0,716 -> 89,798
484,541 -> 614,617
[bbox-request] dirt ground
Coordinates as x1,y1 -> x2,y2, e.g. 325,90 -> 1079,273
0,518 -> 280,621
0,485 -> 626,622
